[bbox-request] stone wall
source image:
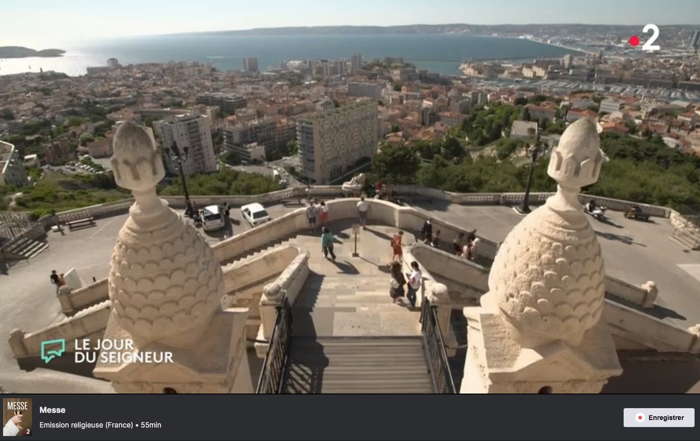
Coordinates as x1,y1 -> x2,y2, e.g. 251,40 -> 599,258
9,301 -> 111,359
211,198 -> 500,264
669,210 -> 700,249
410,243 -> 489,302
604,276 -> 657,309
58,278 -> 109,315
604,301 -> 700,354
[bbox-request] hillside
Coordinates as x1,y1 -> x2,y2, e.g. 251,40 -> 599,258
0,46 -> 65,58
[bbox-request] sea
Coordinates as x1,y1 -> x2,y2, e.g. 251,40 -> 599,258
0,33 -> 576,77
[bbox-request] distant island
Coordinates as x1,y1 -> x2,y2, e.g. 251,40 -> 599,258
0,46 -> 65,58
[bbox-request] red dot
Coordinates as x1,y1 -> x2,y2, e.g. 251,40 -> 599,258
629,35 -> 640,47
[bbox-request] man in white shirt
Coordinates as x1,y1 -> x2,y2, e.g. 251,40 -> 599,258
406,261 -> 422,309
356,196 -> 369,229
3,412 -> 23,436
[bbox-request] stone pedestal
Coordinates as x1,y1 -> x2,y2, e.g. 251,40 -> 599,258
461,307 -> 621,393
95,307 -> 252,393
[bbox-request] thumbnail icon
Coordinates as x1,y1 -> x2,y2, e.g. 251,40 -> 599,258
40,338 -> 66,364
3,398 -> 32,436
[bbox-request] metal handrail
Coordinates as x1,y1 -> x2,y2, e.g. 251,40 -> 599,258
255,298 -> 292,394
420,298 -> 457,394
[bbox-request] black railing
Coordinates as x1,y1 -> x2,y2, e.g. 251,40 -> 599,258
420,298 -> 457,394
255,299 -> 292,394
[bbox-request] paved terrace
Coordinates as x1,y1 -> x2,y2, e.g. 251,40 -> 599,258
1,197 -> 698,392
411,199 -> 700,330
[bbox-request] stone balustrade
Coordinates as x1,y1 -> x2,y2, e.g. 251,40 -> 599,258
57,278 -> 109,316
669,210 -> 700,249
255,250 -> 310,357
9,301 -> 111,360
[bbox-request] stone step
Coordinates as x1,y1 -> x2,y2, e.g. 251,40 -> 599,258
283,336 -> 432,393
671,231 -> 700,250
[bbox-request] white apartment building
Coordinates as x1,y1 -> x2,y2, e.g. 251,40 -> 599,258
348,82 -> 383,99
154,113 -> 217,176
0,141 -> 28,188
297,100 -> 379,184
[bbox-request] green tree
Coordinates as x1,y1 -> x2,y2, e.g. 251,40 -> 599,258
442,136 -> 465,160
371,143 -> 420,184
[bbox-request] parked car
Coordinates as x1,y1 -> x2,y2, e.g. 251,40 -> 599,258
200,204 -> 225,232
241,203 -> 271,227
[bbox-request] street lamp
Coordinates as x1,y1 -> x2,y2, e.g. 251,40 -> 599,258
167,142 -> 195,218
516,128 -> 542,215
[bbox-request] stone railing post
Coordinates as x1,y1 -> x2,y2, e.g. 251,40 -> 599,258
640,281 -> 658,309
8,328 -> 28,359
260,283 -> 286,341
56,285 -> 75,315
427,282 -> 457,357
689,324 -> 700,354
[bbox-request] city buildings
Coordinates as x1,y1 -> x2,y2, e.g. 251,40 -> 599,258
0,141 -> 28,188
222,118 -> 296,161
351,53 -> 362,74
243,57 -> 259,74
196,93 -> 247,115
297,100 -> 379,184
348,82 -> 383,99
154,113 -> 217,176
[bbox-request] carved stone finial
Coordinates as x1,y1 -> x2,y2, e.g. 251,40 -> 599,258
547,118 -> 604,213
111,122 -> 165,217
484,119 -> 607,348
107,121 -> 223,348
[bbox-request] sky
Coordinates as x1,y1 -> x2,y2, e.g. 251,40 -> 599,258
2,0 -> 700,48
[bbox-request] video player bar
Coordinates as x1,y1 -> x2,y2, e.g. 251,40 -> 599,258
1,394 -> 697,440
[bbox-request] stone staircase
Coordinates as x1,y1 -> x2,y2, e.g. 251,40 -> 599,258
291,274 -> 421,337
0,236 -> 48,262
670,229 -> 700,251
283,337 -> 433,393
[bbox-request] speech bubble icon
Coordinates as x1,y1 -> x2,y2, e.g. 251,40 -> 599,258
40,338 -> 66,363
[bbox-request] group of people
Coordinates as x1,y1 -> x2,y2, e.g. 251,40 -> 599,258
305,199 -> 330,231
389,260 -> 422,309
452,230 -> 480,261
421,219 -> 479,261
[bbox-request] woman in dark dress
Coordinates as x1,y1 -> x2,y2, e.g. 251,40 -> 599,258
389,260 -> 406,303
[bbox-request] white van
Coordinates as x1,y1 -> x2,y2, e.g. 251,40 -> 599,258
241,203 -> 271,227
200,205 -> 225,232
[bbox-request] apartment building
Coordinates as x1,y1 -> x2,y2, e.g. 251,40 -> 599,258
297,100 -> 379,184
154,113 -> 217,176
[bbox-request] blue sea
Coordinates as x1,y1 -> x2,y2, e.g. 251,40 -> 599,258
0,33 -> 576,77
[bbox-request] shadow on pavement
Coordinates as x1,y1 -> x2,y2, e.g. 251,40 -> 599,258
595,231 -> 646,247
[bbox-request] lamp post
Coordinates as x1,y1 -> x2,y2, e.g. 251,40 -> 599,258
167,142 -> 194,218
516,129 -> 542,215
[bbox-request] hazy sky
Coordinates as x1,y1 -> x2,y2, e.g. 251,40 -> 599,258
2,0 -> 700,48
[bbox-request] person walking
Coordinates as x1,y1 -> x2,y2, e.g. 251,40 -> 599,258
431,230 -> 441,249
453,232 -> 465,255
50,270 -> 60,292
389,260 -> 406,304
321,227 -> 336,261
390,231 -> 404,263
319,201 -> 329,228
421,219 -> 433,244
406,261 -> 422,309
306,200 -> 317,230
356,196 -> 369,229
